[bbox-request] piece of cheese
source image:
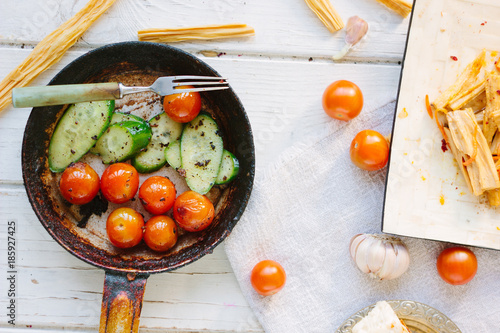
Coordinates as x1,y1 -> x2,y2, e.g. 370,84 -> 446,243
352,301 -> 410,333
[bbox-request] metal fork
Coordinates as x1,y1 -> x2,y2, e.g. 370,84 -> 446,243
11,75 -> 229,108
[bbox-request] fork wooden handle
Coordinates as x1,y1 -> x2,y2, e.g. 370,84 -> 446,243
12,82 -> 121,108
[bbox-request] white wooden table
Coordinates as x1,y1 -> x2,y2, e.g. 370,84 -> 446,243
0,0 -> 408,331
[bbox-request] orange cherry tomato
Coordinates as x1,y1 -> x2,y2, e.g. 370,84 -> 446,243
251,260 -> 286,296
143,215 -> 178,252
106,207 -> 144,249
322,80 -> 363,121
350,130 -> 389,171
163,86 -> 202,123
101,163 -> 139,204
59,162 -> 100,205
139,176 -> 176,215
173,190 -> 214,232
437,247 -> 478,285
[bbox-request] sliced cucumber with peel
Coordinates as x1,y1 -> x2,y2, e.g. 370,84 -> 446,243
132,112 -> 183,173
180,114 -> 223,194
215,150 -> 239,185
165,140 -> 181,169
94,121 -> 152,164
90,112 -> 148,155
110,112 -> 147,126
48,100 -> 114,172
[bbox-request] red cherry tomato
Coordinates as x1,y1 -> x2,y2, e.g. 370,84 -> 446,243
437,247 -> 478,285
350,130 -> 389,171
173,191 -> 214,232
144,215 -> 178,252
322,80 -> 363,121
59,162 -> 100,205
101,163 -> 139,204
139,176 -> 176,215
163,86 -> 202,123
251,260 -> 286,296
106,207 -> 144,248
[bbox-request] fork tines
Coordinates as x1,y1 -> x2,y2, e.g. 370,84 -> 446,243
172,75 -> 229,93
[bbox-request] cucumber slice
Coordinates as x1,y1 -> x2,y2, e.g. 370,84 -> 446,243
48,100 -> 114,172
165,140 -> 181,169
215,150 -> 239,185
180,114 -> 224,194
94,121 -> 152,164
132,112 -> 183,173
88,113 -> 148,156
110,112 -> 147,126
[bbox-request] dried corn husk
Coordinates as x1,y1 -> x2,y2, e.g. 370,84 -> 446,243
433,50 -> 486,111
487,189 -> 500,206
485,72 -> 500,129
446,108 -> 500,196
0,0 -> 117,113
304,0 -> 344,33
375,0 -> 413,18
138,24 -> 255,43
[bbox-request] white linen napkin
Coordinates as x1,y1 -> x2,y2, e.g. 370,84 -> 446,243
225,97 -> 500,333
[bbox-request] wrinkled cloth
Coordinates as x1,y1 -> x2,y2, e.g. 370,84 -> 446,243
225,97 -> 500,333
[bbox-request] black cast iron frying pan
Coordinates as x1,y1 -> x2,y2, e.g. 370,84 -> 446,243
21,42 -> 254,332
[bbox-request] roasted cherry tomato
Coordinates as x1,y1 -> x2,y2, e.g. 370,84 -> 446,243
322,80 -> 363,121
173,190 -> 214,232
59,162 -> 100,205
163,86 -> 202,123
251,260 -> 286,296
139,176 -> 176,215
106,207 -> 144,248
350,130 -> 389,171
437,247 -> 478,285
101,163 -> 139,204
144,215 -> 178,252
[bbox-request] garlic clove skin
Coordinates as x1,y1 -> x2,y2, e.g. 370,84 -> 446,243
349,234 -> 410,280
332,16 -> 369,61
345,16 -> 369,46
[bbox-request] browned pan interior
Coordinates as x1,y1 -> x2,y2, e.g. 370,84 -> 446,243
22,42 -> 255,273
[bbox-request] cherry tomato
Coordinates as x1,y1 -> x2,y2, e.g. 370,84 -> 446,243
101,163 -> 139,204
173,191 -> 214,232
139,176 -> 176,215
350,130 -> 389,171
437,247 -> 478,285
106,207 -> 144,248
59,162 -> 100,205
322,80 -> 363,121
251,260 -> 286,296
163,86 -> 202,123
144,215 -> 178,252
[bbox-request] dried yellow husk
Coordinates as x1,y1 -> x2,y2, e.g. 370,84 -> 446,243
487,189 -> 500,206
433,50 -> 486,111
138,24 -> 255,43
0,0 -> 117,113
446,108 -> 500,195
375,0 -> 413,18
485,72 -> 500,131
304,0 -> 344,33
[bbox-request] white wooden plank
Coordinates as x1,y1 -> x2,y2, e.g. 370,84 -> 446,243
0,0 -> 410,61
0,48 -> 401,183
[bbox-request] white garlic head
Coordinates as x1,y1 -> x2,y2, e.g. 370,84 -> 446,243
349,233 -> 410,280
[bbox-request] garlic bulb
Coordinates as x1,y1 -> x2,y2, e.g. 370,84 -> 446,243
349,233 -> 410,280
332,16 -> 369,61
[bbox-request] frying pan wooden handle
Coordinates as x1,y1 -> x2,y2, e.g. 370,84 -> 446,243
100,272 -> 148,333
